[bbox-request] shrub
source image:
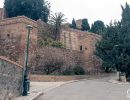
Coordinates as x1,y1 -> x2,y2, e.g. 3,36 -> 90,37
62,65 -> 85,75
51,41 -> 64,48
43,60 -> 63,75
38,37 -> 64,48
62,66 -> 74,75
73,65 -> 85,75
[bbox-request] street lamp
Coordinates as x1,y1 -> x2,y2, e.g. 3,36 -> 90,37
22,25 -> 33,96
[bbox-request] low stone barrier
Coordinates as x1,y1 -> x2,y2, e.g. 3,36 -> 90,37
0,56 -> 24,100
30,75 -> 88,82
30,73 -> 113,82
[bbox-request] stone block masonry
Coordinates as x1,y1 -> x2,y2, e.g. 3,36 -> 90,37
0,56 -> 24,100
0,15 -> 102,73
29,46 -> 84,74
0,16 -> 38,64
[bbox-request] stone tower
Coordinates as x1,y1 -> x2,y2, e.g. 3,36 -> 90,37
0,8 -> 6,20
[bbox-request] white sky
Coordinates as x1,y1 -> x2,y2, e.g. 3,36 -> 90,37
47,0 -> 130,25
0,0 -> 130,25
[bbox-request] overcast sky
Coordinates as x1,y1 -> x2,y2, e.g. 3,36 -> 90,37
0,0 -> 130,25
47,0 -> 130,25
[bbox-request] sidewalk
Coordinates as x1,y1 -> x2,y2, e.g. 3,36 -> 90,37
15,82 -> 67,100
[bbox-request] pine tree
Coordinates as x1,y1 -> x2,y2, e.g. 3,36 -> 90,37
71,18 -> 77,29
4,0 -> 50,22
91,20 -> 105,34
96,22 -> 121,72
96,3 -> 130,81
81,18 -> 90,31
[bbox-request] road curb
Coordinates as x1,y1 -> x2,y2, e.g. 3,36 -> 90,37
36,79 -> 87,99
29,92 -> 44,100
108,79 -> 130,85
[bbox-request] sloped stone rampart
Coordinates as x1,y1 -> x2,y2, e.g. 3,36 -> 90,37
0,56 -> 23,100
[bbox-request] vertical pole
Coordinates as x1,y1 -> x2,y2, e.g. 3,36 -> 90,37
22,25 -> 32,96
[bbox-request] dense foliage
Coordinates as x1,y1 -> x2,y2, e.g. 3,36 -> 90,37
60,65 -> 85,75
4,0 -> 50,22
96,3 -> 130,80
43,60 -> 63,75
81,18 -> 90,31
91,20 -> 105,34
38,37 -> 64,48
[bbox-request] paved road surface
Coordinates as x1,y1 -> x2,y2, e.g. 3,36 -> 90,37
38,78 -> 130,100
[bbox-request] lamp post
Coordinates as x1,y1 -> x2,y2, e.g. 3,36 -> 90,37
22,25 -> 33,96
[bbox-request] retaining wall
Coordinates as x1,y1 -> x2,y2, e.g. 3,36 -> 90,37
0,56 -> 23,100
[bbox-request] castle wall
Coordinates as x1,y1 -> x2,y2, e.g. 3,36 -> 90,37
60,29 -> 79,50
0,16 -> 102,71
60,28 -> 102,70
0,16 -> 38,64
79,32 -> 102,70
29,46 -> 84,74
0,56 -> 23,100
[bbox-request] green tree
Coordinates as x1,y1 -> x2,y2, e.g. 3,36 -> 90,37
91,20 -> 105,34
81,18 -> 90,31
96,3 -> 130,81
49,12 -> 67,40
96,22 -> 121,73
121,3 -> 130,33
70,18 -> 77,29
4,0 -> 50,22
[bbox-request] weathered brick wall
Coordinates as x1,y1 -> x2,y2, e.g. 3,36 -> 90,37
0,16 -> 38,64
79,32 -> 102,71
0,56 -> 23,100
60,28 -> 102,71
29,46 -> 84,74
60,29 -> 79,50
0,16 -> 101,72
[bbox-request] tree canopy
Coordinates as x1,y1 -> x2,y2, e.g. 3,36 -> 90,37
70,18 -> 77,29
81,18 -> 90,31
96,3 -> 130,79
4,0 -> 50,22
49,12 -> 67,40
91,20 -> 105,34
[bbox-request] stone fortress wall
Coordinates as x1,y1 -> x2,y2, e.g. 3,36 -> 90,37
29,46 -> 84,74
0,56 -> 23,100
0,16 -> 38,64
60,28 -> 101,70
0,11 -> 102,72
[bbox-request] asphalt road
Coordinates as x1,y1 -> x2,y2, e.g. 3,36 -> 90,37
38,78 -> 130,100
